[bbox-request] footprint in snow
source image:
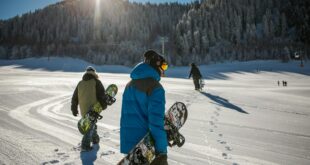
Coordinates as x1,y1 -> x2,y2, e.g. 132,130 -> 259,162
72,143 -> 82,151
222,153 -> 228,159
225,146 -> 232,151
101,132 -> 111,141
54,149 -> 70,161
41,160 -> 60,165
100,150 -> 115,157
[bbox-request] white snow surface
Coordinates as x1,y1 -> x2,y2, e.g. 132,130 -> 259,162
0,57 -> 310,165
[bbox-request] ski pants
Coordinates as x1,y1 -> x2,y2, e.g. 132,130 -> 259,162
193,78 -> 200,90
82,124 -> 99,148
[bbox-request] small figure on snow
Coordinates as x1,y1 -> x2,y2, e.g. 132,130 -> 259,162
71,66 -> 111,151
188,63 -> 202,90
120,50 -> 169,165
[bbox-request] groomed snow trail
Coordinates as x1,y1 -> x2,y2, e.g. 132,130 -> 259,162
0,65 -> 310,165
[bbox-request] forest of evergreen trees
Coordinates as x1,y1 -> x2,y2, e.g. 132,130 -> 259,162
0,0 -> 309,66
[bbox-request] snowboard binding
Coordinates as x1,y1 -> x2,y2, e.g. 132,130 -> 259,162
165,119 -> 186,147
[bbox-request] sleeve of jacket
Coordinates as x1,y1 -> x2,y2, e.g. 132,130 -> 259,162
148,87 -> 168,154
188,68 -> 192,78
71,86 -> 79,114
96,79 -> 108,110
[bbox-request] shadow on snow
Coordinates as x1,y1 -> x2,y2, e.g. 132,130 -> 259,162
200,91 -> 249,114
80,144 -> 100,165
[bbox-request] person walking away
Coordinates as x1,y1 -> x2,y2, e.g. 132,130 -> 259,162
189,63 -> 202,90
71,66 -> 110,151
120,50 -> 169,165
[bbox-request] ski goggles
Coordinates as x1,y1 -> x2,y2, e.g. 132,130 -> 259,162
160,62 -> 168,71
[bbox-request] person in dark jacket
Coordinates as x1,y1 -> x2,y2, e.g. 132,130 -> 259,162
120,50 -> 169,165
71,66 -> 109,151
189,63 -> 202,90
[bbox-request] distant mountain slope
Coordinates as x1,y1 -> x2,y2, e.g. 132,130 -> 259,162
1,57 -> 308,79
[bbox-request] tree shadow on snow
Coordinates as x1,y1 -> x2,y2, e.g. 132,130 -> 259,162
80,144 -> 100,165
200,91 -> 248,114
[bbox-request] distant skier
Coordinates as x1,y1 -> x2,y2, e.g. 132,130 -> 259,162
71,66 -> 110,151
277,80 -> 280,86
188,63 -> 202,90
120,50 -> 169,165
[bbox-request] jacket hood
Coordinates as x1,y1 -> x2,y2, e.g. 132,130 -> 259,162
130,62 -> 160,81
82,72 -> 98,81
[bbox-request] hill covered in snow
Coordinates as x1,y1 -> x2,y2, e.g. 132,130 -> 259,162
0,57 -> 309,79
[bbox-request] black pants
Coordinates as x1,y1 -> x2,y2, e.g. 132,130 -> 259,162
82,124 -> 99,149
193,78 -> 200,90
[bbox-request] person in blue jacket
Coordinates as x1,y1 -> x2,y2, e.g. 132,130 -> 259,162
120,49 -> 169,165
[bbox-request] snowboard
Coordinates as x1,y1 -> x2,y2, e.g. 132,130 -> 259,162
78,84 -> 118,135
117,102 -> 188,165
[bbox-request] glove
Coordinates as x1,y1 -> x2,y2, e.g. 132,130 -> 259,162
72,110 -> 78,117
150,153 -> 168,165
106,95 -> 116,106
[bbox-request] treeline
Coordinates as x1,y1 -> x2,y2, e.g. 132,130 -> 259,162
0,0 -> 189,65
174,0 -> 310,65
0,0 -> 309,66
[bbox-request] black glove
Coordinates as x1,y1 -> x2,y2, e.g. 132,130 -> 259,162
150,153 -> 168,165
72,110 -> 78,117
106,95 -> 116,106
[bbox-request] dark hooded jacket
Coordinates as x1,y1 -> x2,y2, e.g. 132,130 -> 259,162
71,72 -> 107,117
189,64 -> 202,79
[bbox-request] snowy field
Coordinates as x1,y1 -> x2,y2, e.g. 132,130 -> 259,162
0,58 -> 310,165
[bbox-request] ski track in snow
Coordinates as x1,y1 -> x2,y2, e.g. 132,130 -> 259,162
1,64 -> 310,165
8,93 -> 123,164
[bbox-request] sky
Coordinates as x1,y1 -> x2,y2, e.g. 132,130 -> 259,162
0,0 -> 194,20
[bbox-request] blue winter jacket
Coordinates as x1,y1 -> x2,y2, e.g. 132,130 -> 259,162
120,62 -> 168,154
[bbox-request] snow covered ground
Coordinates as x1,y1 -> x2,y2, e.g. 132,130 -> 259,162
0,57 -> 310,165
